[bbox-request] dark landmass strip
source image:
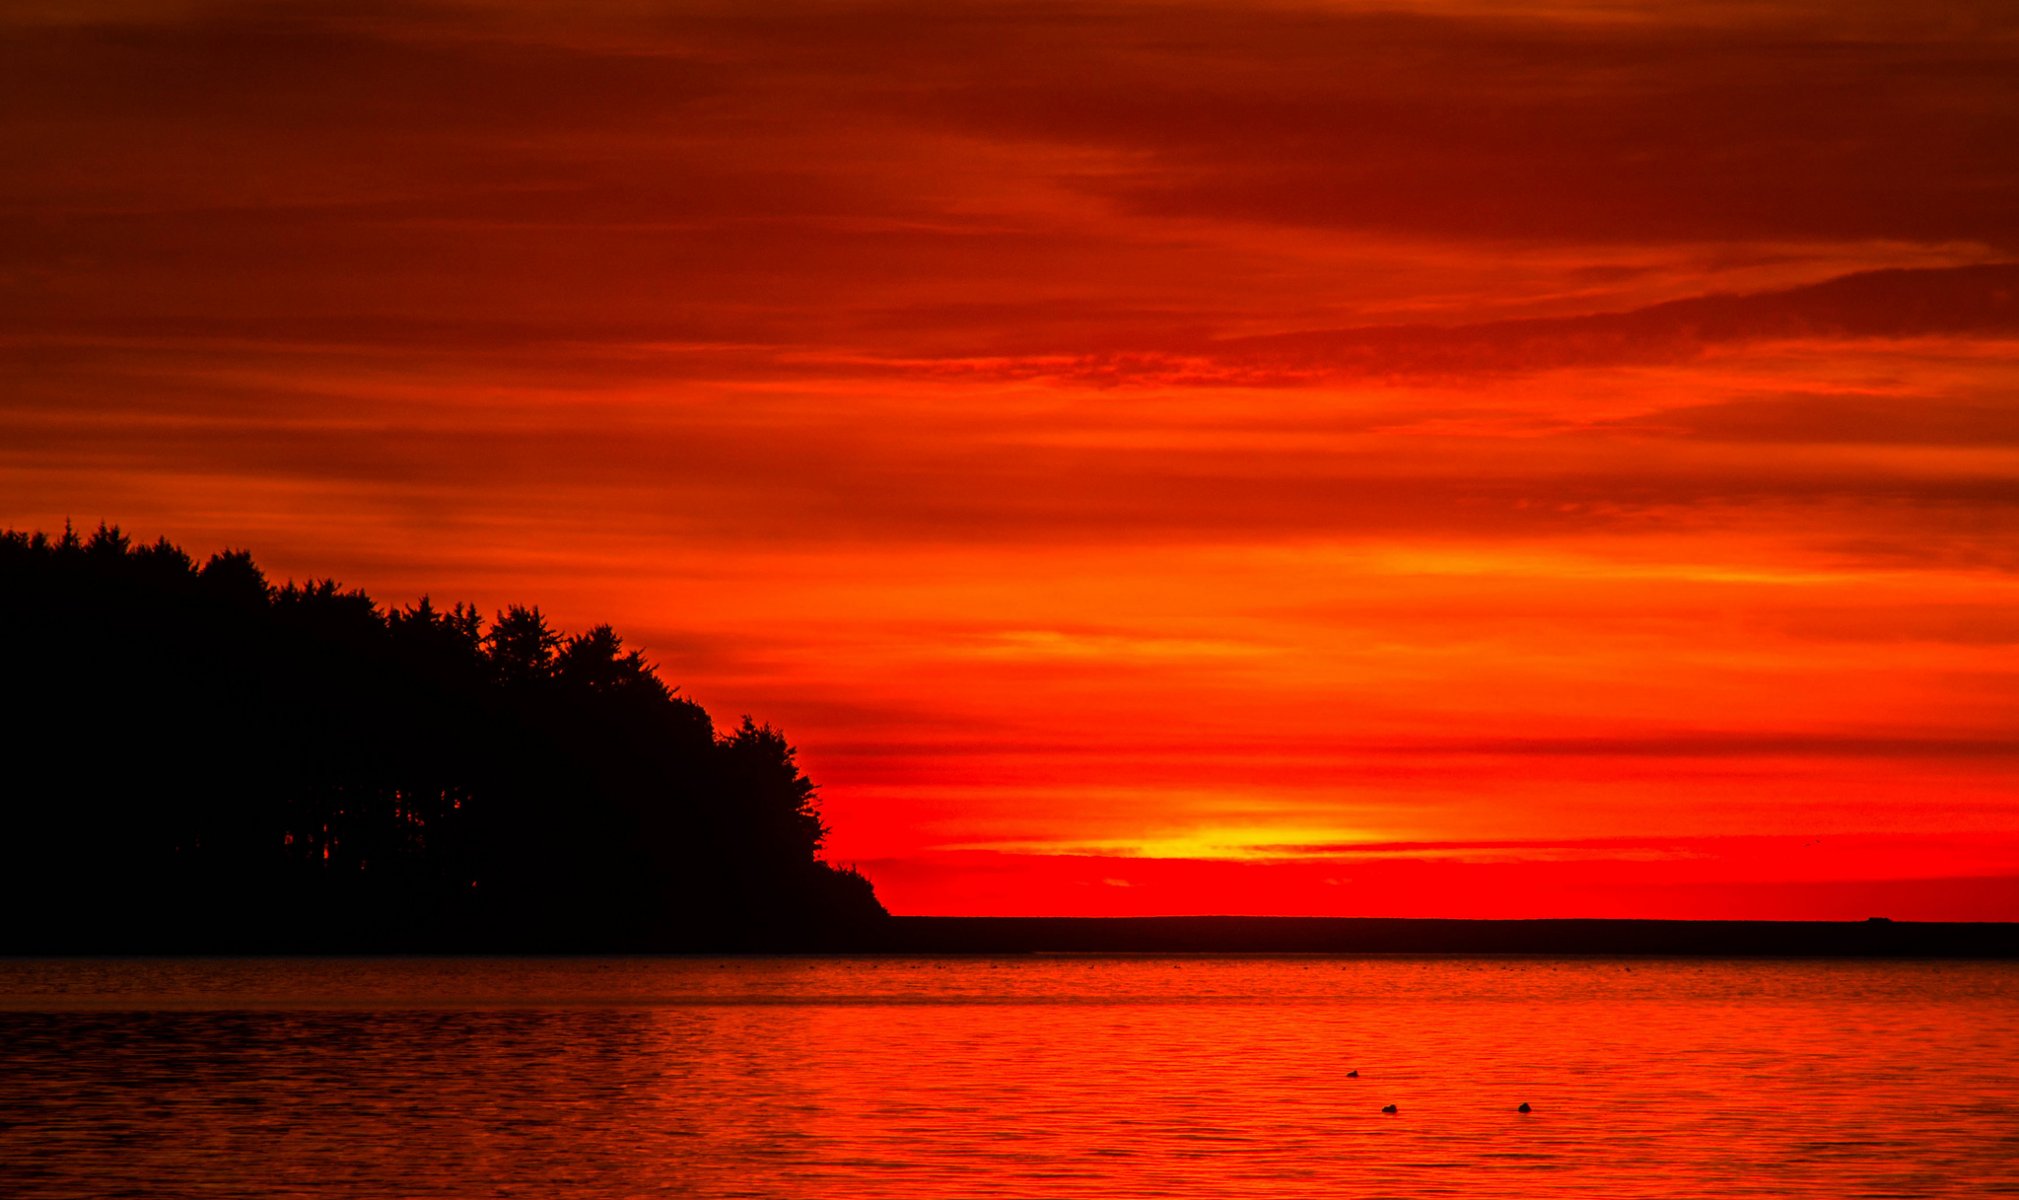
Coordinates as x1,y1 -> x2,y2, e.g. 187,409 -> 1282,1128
875,916 -> 2019,957
0,523 -> 885,953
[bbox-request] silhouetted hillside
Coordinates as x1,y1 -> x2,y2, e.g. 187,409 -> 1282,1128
0,523 -> 885,952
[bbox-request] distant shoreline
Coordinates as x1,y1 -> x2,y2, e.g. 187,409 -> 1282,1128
8,916 -> 2018,958
867,915 -> 2019,957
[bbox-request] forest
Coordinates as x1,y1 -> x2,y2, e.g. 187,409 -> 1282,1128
0,523 -> 886,951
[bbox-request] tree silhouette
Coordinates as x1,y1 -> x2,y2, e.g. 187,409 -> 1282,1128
0,523 -> 886,952
487,604 -> 560,686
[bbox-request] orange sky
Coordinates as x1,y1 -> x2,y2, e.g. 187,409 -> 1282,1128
5,0 -> 2019,919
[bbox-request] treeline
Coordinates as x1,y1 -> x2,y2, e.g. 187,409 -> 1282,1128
0,523 -> 885,951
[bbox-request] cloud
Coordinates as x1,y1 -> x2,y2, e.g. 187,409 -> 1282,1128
1197,264 -> 2019,379
7,2 -> 2018,368
1607,391 -> 2019,448
894,3 -> 2019,248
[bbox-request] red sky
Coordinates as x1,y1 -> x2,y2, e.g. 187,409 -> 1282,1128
5,0 -> 2019,919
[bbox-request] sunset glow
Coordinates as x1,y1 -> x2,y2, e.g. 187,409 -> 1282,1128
5,0 -> 2018,917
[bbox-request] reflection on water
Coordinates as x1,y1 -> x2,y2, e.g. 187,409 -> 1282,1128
2,958 -> 2015,1198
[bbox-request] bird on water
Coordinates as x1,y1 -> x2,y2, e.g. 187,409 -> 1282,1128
1347,1070 -> 1358,1078
1518,1103 -> 1532,1113
1381,1104 -> 1398,1114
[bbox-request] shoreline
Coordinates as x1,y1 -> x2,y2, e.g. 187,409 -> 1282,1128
869,915 -> 2019,957
7,916 -> 2018,958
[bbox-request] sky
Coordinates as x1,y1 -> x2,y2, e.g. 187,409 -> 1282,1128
4,0 -> 2019,919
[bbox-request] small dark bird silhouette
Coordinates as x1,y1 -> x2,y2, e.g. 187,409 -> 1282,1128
1347,1070 -> 1358,1078
1518,1103 -> 1532,1113
1381,1104 -> 1398,1114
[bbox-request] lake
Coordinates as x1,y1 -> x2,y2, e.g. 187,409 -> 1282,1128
2,957 -> 2015,1197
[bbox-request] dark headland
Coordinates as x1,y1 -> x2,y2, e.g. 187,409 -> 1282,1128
0,524 -> 884,954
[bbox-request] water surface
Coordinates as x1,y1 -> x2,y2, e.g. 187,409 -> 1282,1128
2,957 -> 2014,1197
